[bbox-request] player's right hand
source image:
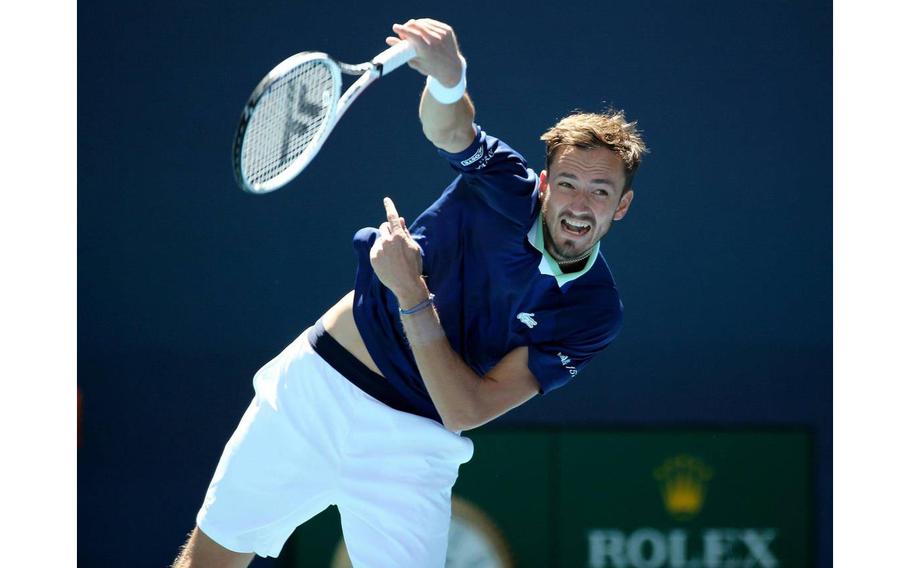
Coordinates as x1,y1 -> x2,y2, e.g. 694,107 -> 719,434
385,19 -> 464,87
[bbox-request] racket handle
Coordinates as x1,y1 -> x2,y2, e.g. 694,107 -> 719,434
373,40 -> 416,76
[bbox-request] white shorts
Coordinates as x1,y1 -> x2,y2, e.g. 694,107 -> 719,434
196,326 -> 474,565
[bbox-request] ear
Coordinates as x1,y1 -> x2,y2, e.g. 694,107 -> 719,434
612,190 -> 634,221
538,169 -> 548,196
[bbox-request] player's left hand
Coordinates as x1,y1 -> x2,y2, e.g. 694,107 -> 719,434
370,197 -> 426,302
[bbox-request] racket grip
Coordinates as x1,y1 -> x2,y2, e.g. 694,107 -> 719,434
373,40 -> 416,76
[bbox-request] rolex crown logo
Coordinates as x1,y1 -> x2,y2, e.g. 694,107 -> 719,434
653,454 -> 713,520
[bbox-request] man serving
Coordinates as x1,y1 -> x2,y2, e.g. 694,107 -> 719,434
174,17 -> 647,568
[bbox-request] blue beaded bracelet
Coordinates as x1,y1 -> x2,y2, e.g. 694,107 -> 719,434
399,293 -> 436,316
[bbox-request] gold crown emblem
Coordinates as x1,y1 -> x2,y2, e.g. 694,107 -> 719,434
653,454 -> 713,520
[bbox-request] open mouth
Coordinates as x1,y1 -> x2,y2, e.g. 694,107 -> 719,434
561,218 -> 591,237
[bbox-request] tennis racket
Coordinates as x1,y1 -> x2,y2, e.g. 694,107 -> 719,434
233,41 -> 416,194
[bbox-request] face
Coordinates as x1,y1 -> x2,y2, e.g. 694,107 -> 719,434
539,146 -> 634,262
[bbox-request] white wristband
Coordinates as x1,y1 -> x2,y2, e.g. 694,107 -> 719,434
426,56 -> 467,104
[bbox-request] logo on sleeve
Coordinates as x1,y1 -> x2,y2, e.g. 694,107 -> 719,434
477,147 -> 495,169
460,146 -> 484,167
557,352 -> 578,377
517,313 -> 537,328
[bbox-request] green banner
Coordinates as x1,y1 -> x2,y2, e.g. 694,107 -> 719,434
281,429 -> 811,567
553,430 -> 811,567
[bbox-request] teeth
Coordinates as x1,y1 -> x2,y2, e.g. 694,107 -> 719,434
563,219 -> 590,231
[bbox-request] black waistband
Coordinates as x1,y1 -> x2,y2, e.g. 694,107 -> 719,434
307,319 -> 433,421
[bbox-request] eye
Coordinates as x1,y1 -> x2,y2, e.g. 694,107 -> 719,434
558,181 -> 575,189
593,189 -> 609,197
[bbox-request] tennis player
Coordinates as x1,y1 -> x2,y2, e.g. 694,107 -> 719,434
173,18 -> 646,568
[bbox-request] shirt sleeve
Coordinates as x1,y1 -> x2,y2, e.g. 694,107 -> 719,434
527,300 -> 623,394
437,125 -> 539,227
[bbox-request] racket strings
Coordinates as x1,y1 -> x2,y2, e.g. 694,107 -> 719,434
241,60 -> 337,187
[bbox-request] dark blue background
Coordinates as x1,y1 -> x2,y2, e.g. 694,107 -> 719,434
78,0 -> 831,565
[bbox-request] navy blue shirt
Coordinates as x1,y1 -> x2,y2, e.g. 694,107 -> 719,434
352,126 -> 623,422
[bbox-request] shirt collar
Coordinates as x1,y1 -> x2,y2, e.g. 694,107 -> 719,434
526,211 -> 600,288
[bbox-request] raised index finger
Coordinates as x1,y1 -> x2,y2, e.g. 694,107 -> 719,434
383,197 -> 400,226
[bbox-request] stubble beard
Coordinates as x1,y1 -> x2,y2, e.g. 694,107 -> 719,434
541,201 -> 607,263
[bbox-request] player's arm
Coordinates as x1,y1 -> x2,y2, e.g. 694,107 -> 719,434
371,198 -> 539,431
404,325 -> 539,432
385,19 -> 476,153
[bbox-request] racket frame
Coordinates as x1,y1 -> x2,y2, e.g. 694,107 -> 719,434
233,41 -> 415,194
